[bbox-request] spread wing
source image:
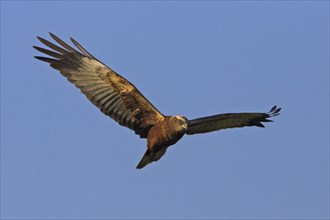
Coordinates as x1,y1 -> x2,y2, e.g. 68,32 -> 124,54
34,33 -> 165,138
186,106 -> 281,135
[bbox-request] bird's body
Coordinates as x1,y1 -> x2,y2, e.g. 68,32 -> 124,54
147,116 -> 188,151
136,116 -> 188,168
34,33 -> 281,169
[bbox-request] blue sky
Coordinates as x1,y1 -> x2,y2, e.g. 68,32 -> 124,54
1,1 -> 329,219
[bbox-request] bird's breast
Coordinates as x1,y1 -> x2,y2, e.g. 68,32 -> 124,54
147,121 -> 185,151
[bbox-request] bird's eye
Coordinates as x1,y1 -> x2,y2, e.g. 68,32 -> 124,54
178,120 -> 183,125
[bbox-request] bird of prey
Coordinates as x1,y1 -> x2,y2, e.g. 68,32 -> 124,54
34,33 -> 281,169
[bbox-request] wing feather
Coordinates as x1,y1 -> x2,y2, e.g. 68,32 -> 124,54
34,33 -> 164,137
186,106 -> 281,135
70,37 -> 95,59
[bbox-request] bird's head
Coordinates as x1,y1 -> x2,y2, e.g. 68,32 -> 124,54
170,115 -> 189,132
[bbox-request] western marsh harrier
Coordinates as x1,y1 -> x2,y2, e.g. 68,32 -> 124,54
34,33 -> 281,169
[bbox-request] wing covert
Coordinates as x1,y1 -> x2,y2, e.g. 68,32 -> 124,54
34,33 -> 164,138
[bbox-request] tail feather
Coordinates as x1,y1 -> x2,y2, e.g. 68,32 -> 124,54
136,150 -> 152,169
136,147 -> 167,169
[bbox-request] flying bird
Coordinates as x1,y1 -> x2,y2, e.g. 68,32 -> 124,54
34,33 -> 281,169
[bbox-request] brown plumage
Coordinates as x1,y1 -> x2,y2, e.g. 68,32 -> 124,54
34,33 -> 281,169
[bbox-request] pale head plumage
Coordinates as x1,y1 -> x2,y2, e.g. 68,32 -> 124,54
171,116 -> 188,131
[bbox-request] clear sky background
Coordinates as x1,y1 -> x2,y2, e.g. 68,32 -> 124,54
1,1 -> 329,219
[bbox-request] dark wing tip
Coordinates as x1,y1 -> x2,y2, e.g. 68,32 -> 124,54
69,36 -> 95,58
269,105 -> 277,112
49,32 -> 77,52
256,106 -> 281,127
49,32 -> 61,42
70,36 -> 78,44
268,106 -> 281,116
250,106 -> 281,128
253,121 -> 265,128
34,56 -> 56,63
36,36 -> 46,43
